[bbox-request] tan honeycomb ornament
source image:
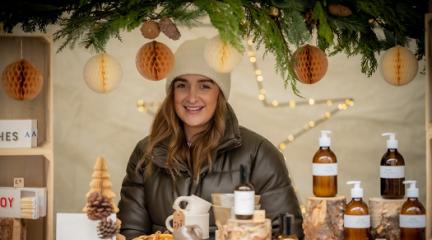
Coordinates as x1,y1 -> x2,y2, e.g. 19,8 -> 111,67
2,59 -> 43,100
136,41 -> 174,81
293,44 -> 328,84
379,45 -> 418,86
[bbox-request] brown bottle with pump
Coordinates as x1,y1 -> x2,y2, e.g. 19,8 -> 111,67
400,180 -> 426,240
380,133 -> 405,199
313,130 -> 337,197
344,181 -> 370,240
234,164 -> 255,220
276,213 -> 298,240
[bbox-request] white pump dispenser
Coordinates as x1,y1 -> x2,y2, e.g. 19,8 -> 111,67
319,130 -> 331,147
403,180 -> 419,198
347,181 -> 363,198
382,132 -> 398,149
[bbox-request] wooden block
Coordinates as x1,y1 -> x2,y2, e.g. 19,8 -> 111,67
0,218 -> 26,240
369,197 -> 405,240
221,218 -> 271,240
303,196 -> 346,240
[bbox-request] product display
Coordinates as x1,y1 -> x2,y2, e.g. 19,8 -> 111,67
344,181 -> 370,240
380,133 -> 405,199
400,180 -> 426,240
312,130 -> 337,197
234,164 -> 255,220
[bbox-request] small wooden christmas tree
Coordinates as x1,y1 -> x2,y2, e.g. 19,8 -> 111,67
83,156 -> 119,214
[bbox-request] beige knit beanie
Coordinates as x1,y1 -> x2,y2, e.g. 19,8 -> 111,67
165,37 -> 231,99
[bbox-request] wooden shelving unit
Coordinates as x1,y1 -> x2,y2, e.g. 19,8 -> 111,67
425,13 -> 432,240
0,35 -> 53,240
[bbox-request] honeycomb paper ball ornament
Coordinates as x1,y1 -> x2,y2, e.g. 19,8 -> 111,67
293,44 -> 328,84
2,59 -> 43,101
204,35 -> 243,73
83,53 -> 122,93
136,41 -> 174,81
380,45 -> 418,86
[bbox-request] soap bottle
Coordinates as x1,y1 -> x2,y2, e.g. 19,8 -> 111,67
400,180 -> 426,240
234,164 -> 255,220
276,213 -> 298,240
380,132 -> 405,199
312,130 -> 337,197
344,181 -> 370,240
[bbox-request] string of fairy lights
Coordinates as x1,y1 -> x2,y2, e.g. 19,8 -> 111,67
136,39 -> 355,150
244,39 -> 354,150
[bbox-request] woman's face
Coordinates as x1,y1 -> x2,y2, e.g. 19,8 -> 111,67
173,74 -> 220,137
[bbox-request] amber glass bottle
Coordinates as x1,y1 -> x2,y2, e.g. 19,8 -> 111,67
313,130 -> 337,197
400,181 -> 426,240
380,133 -> 405,199
234,164 -> 255,220
276,213 -> 298,240
344,181 -> 370,240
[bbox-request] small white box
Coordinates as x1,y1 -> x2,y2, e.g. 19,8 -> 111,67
0,120 -> 37,148
56,213 -> 116,240
0,187 -> 47,219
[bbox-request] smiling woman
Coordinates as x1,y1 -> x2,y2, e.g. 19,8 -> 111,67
117,37 -> 304,239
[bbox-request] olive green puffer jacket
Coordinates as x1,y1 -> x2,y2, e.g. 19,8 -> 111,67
117,105 -> 303,239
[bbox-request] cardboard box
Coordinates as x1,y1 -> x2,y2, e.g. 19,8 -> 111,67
0,120 -> 37,148
0,187 -> 47,219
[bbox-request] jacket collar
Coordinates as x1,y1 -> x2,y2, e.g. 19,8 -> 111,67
151,103 -> 242,175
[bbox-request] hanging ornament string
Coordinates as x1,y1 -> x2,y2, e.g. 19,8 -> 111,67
20,38 -> 23,59
244,40 -> 354,150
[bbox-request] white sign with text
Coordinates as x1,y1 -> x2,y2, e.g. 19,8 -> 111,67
0,120 -> 37,148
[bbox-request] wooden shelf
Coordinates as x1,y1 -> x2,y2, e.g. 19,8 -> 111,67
0,35 -> 53,240
0,143 -> 53,158
425,13 -> 432,240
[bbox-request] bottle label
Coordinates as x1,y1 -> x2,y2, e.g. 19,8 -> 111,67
344,215 -> 370,228
312,163 -> 337,176
400,214 -> 426,228
234,190 -> 254,215
380,166 -> 404,179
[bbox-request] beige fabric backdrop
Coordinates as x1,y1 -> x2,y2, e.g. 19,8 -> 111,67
53,25 -> 426,214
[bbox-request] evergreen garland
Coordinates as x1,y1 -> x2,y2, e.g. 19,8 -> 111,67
0,0 -> 427,94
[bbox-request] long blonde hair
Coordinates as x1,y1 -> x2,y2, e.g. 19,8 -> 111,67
142,84 -> 227,180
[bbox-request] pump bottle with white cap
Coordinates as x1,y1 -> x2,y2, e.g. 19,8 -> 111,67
312,130 -> 337,197
380,132 -> 405,199
344,181 -> 370,240
400,180 -> 426,240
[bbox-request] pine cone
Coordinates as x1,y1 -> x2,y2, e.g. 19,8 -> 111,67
97,218 -> 119,239
86,192 -> 113,220
159,18 -> 181,40
140,20 -> 160,39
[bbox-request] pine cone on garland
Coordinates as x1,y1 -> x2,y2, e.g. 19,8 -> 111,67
97,218 -> 119,239
86,192 -> 113,220
159,18 -> 181,40
140,20 -> 160,39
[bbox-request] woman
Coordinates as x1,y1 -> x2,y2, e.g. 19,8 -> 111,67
118,37 -> 303,239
